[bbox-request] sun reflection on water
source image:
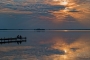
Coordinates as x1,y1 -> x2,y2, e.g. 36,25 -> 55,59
48,34 -> 90,60
0,32 -> 90,60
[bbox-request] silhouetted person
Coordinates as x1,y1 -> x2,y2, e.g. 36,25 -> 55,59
19,35 -> 22,39
17,35 -> 20,38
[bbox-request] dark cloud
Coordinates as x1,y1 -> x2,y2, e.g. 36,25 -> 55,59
70,48 -> 79,52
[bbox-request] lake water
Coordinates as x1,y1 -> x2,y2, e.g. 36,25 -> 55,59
0,31 -> 90,60
0,0 -> 90,60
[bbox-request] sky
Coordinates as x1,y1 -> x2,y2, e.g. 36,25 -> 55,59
0,0 -> 90,29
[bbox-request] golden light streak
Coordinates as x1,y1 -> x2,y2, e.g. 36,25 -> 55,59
47,0 -> 90,27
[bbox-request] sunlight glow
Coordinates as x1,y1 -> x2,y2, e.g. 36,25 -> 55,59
64,30 -> 69,32
64,49 -> 67,53
60,1 -> 68,6
53,0 -> 69,6
60,54 -> 68,60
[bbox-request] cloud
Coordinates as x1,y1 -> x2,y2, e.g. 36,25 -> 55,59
0,8 -> 32,14
0,0 -> 47,14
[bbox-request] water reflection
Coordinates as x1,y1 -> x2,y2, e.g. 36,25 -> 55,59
0,35 -> 27,45
0,31 -> 90,60
0,40 -> 26,45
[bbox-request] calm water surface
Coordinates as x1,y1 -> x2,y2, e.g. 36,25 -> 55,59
0,0 -> 90,60
0,31 -> 90,60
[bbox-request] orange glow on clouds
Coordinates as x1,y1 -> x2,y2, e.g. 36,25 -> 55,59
60,1 -> 68,6
52,0 -> 69,6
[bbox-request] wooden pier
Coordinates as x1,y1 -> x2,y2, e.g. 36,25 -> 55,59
0,35 -> 27,44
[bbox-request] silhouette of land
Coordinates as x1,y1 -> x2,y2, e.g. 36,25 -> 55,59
0,29 -> 90,31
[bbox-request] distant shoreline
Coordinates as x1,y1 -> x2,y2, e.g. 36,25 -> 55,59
0,29 -> 90,31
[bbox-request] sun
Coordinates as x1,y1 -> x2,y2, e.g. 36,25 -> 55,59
60,1 -> 68,6
52,0 -> 69,6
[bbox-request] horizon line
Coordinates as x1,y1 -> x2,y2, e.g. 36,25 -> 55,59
0,28 -> 90,30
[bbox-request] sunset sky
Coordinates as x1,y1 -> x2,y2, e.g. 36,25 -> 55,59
0,1 -> 90,60
0,0 -> 90,29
